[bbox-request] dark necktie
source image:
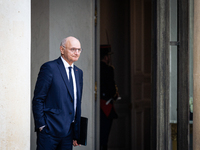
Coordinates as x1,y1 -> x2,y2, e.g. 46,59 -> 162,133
68,67 -> 74,100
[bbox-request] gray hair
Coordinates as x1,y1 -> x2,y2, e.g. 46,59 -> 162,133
60,38 -> 67,47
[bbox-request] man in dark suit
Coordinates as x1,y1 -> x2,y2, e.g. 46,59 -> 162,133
32,36 -> 83,150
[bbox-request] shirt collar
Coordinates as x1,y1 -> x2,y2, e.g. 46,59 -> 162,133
61,56 -> 74,69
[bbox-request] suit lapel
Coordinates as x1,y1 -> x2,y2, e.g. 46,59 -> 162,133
56,57 -> 74,99
74,65 -> 80,101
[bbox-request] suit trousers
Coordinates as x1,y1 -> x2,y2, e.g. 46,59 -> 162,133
36,124 -> 73,150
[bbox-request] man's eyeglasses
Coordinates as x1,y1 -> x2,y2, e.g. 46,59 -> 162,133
62,45 -> 82,53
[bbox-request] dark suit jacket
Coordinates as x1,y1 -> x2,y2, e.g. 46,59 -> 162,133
32,57 -> 83,139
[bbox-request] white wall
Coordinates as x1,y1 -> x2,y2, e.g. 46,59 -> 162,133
31,0 -> 95,149
31,0 -> 50,149
0,0 -> 31,149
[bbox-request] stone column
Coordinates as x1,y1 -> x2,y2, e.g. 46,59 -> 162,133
0,1 -> 31,150
193,0 -> 200,149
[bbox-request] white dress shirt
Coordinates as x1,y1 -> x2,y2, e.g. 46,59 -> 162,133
61,56 -> 77,119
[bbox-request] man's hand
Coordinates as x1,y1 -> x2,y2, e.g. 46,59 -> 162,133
39,125 -> 45,132
73,140 -> 81,147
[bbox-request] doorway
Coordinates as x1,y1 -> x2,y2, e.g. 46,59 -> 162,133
100,0 -> 152,149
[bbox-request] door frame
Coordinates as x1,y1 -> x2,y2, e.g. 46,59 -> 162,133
151,0 -> 190,149
151,0 -> 171,149
95,0 -> 100,149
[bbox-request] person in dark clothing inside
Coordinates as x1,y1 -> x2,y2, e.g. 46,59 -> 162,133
100,45 -> 119,150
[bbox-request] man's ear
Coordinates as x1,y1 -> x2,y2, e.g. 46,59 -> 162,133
60,46 -> 64,54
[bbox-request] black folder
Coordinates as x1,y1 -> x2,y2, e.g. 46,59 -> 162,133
77,117 -> 88,146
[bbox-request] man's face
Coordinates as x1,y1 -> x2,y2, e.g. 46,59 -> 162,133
60,38 -> 81,65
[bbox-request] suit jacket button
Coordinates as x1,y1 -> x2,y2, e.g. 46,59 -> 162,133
69,112 -> 72,115
71,100 -> 73,103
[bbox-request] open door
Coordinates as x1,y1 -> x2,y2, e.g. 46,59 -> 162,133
130,0 -> 152,149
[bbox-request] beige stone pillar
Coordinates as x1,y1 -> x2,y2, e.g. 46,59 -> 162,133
0,1 -> 31,150
193,0 -> 200,149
